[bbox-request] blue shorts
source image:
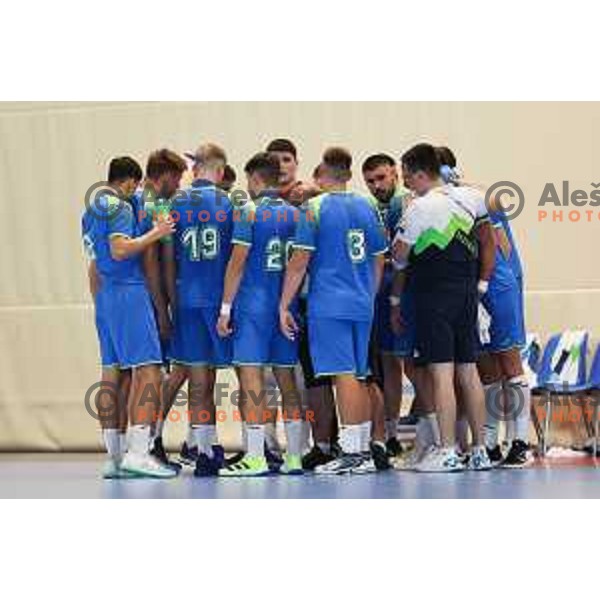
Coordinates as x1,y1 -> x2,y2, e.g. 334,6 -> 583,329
481,284 -> 526,353
308,316 -> 372,378
375,288 -> 416,357
169,305 -> 232,368
95,282 -> 162,369
233,310 -> 298,367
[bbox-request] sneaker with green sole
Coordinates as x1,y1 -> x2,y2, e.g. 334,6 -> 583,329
280,454 -> 303,475
219,455 -> 270,477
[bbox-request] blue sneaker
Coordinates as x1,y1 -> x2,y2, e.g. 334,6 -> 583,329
265,447 -> 283,473
194,452 -> 220,477
211,444 -> 226,468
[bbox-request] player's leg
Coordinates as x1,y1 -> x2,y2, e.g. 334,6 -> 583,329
108,284 -> 176,478
298,303 -> 338,469
220,365 -> 270,476
414,289 -> 463,472
309,317 -> 371,474
381,354 -> 404,455
477,352 -> 504,465
273,367 -> 303,474
453,285 -> 491,471
97,366 -> 125,478
497,348 -> 532,468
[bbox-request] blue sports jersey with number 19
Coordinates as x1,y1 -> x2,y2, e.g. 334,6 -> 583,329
294,191 -> 388,321
172,179 -> 235,308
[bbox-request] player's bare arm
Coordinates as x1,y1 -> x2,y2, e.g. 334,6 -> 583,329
217,244 -> 250,337
476,220 -> 496,288
109,214 -> 174,261
279,249 -> 310,340
87,260 -> 100,297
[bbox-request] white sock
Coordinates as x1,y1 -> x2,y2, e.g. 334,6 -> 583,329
192,424 -> 214,458
241,421 -> 248,452
284,420 -> 303,456
264,421 -> 279,452
102,429 -> 120,459
127,424 -> 151,455
360,422 -> 372,453
246,424 -> 265,458
483,383 -> 500,448
209,424 -> 218,446
505,419 -> 515,446
455,418 -> 470,451
509,376 -> 531,443
186,425 -> 196,448
118,431 -> 127,456
301,419 -> 312,453
385,418 -> 398,441
339,424 -> 362,454
427,413 -> 441,446
415,416 -> 432,452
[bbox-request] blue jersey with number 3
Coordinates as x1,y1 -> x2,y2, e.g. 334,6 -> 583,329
293,191 -> 388,321
172,179 -> 235,308
232,192 -> 299,316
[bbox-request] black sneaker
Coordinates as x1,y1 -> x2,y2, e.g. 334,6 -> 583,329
398,414 -> 419,427
385,437 -> 403,457
150,437 -> 182,473
371,441 -> 391,471
486,445 -> 504,466
502,440 -> 531,469
179,441 -> 199,466
302,446 -> 334,470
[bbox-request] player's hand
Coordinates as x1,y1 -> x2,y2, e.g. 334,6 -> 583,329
217,313 -> 233,338
154,213 -> 175,239
280,306 -> 299,341
390,305 -> 405,335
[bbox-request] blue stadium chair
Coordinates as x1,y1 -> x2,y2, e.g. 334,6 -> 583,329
587,343 -> 600,456
534,330 -> 589,456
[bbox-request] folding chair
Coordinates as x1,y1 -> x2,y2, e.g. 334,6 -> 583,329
534,330 -> 589,456
587,343 -> 600,456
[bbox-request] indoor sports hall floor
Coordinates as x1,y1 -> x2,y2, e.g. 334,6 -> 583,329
1,454 -> 600,498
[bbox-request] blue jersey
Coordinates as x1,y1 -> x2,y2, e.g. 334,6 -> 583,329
489,212 -> 519,292
172,179 -> 235,308
493,210 -> 523,281
81,194 -> 145,284
294,191 -> 388,321
232,192 -> 299,316
375,186 -> 410,240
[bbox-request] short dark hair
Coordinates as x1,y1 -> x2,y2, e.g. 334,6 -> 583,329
146,149 -> 187,180
321,146 -> 352,181
266,138 -> 297,161
245,152 -> 281,186
362,153 -> 395,173
435,146 -> 457,168
108,156 -> 142,184
223,164 -> 236,185
401,144 -> 440,178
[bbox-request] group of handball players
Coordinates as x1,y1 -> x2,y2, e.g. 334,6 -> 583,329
81,138 -> 531,479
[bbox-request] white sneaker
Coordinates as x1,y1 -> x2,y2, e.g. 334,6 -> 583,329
468,446 -> 493,471
120,452 -> 178,479
415,447 -> 465,473
351,456 -> 377,474
314,453 -> 364,475
102,457 -> 122,479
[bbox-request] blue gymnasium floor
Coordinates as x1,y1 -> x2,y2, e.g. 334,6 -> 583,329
1,454 -> 600,498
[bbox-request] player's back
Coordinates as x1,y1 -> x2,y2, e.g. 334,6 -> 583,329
81,194 -> 145,285
236,195 -> 298,315
488,211 -> 519,292
172,179 -> 235,307
303,191 -> 386,321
